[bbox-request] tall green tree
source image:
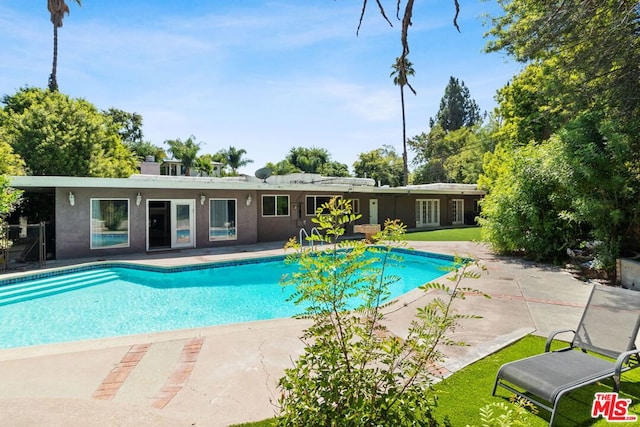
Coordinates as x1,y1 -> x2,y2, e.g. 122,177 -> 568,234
265,160 -> 300,175
486,0 -> 640,139
411,126 -> 490,184
286,147 -> 331,174
165,136 -> 201,176
217,146 -> 253,175
1,87 -> 137,177
353,145 -> 404,187
47,0 -> 81,92
103,108 -> 144,146
409,78 -> 484,184
429,76 -> 481,131
480,0 -> 640,266
318,161 -> 350,177
391,56 -> 416,186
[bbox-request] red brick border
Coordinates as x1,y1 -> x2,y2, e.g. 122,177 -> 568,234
92,343 -> 150,400
152,337 -> 204,409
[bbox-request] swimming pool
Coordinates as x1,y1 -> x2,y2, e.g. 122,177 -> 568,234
0,249 -> 455,349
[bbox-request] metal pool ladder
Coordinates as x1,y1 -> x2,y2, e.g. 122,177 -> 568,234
299,227 -> 322,249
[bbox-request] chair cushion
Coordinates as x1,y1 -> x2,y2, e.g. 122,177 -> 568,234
498,350 -> 616,403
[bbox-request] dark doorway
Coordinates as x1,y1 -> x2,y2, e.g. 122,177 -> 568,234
148,201 -> 171,249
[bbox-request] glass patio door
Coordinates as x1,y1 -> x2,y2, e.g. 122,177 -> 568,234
416,199 -> 440,227
171,200 -> 195,248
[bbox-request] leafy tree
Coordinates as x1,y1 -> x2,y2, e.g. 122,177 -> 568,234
478,139 -> 577,262
481,0 -> 640,265
0,176 -> 22,220
412,161 -> 447,185
103,108 -> 144,146
0,128 -> 25,175
165,136 -> 201,176
1,87 -> 137,177
217,146 -> 253,175
480,112 -> 639,269
486,0 -> 640,123
391,56 -> 416,186
558,113 -> 638,268
286,146 -> 331,174
410,125 -> 491,184
127,140 -> 166,163
492,60 -> 572,148
192,154 -> 215,177
318,161 -> 350,177
47,0 -> 81,92
429,76 -> 481,131
277,197 -> 482,425
353,145 -> 403,187
265,159 -> 300,175
409,77 -> 483,184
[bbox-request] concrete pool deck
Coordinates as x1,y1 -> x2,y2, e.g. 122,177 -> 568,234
0,241 -> 593,426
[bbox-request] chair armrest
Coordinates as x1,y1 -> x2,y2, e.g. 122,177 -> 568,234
545,329 -> 575,352
614,348 -> 640,391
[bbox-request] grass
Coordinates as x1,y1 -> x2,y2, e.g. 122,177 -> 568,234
431,335 -> 640,426
233,335 -> 640,426
403,226 -> 482,242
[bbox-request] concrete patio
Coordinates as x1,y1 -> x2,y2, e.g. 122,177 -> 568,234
0,241 -> 593,426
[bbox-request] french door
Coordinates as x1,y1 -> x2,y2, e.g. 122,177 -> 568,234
171,200 -> 195,248
416,199 -> 440,227
147,199 -> 195,250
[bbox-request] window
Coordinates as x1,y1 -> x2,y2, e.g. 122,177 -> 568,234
209,199 -> 237,240
90,199 -> 130,249
262,195 -> 289,217
348,199 -> 360,214
306,195 -> 337,216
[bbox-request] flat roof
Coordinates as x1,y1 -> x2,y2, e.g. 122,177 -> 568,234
8,175 -> 485,196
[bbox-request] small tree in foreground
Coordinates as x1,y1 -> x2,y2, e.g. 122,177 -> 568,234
277,197 -> 484,426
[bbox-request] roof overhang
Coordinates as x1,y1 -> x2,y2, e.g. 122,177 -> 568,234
7,175 -> 485,196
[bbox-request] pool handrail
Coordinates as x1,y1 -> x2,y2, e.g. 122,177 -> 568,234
299,227 -> 323,249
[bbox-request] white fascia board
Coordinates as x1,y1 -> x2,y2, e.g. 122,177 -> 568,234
8,176 -> 484,196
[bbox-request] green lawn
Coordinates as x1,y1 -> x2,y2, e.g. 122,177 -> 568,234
233,335 -> 640,426
403,226 -> 482,242
432,335 -> 640,426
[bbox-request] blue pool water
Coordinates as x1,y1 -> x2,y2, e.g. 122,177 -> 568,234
0,249 -> 454,349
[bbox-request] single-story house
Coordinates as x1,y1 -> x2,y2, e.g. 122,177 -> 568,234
6,173 -> 484,261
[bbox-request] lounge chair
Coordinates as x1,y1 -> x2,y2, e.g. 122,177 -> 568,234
492,284 -> 640,426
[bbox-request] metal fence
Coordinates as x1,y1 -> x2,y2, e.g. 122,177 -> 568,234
1,222 -> 47,273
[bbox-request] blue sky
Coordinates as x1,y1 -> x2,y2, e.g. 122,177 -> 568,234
0,1 -> 521,175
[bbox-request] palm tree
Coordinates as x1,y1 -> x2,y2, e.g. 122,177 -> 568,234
221,146 -> 253,175
165,136 -> 201,176
390,56 -> 416,186
47,0 -> 81,92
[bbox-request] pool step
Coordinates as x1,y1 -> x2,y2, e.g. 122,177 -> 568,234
0,270 -> 119,306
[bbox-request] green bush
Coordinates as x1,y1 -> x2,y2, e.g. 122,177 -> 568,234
276,197 -> 483,426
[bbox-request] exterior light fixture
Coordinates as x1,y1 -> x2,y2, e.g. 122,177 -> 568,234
246,195 -> 252,206
136,192 -> 142,206
200,194 -> 206,206
68,192 -> 75,206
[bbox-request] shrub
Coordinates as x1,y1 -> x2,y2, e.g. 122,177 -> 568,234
277,197 -> 483,426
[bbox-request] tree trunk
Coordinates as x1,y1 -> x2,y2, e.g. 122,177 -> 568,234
48,24 -> 59,91
400,86 -> 408,186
